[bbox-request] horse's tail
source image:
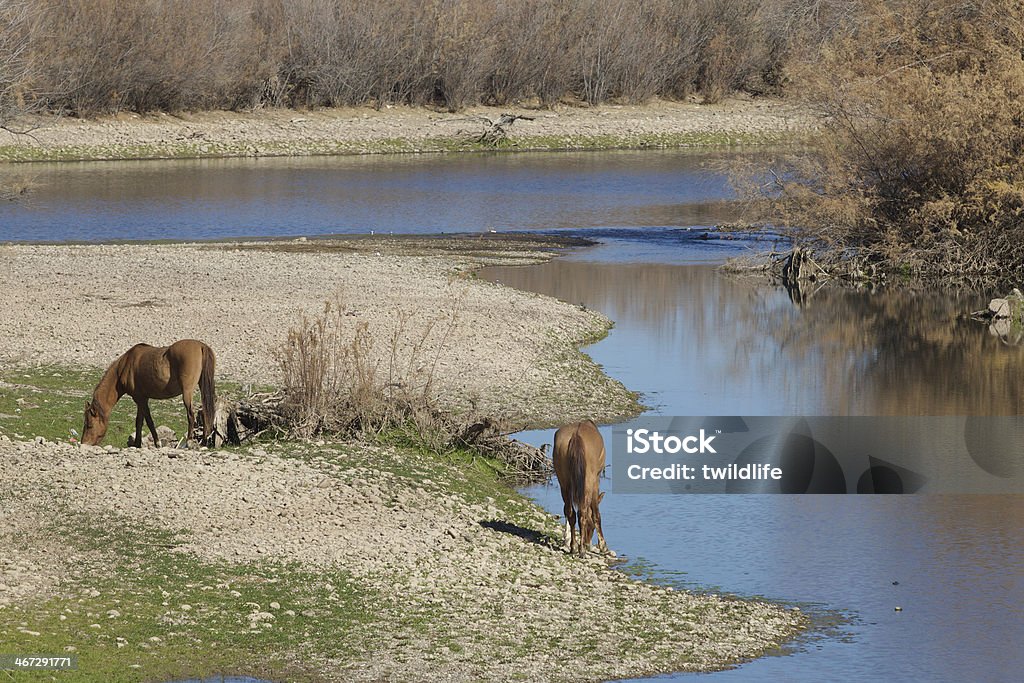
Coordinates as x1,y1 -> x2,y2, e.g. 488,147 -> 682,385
200,344 -> 216,444
567,429 -> 587,515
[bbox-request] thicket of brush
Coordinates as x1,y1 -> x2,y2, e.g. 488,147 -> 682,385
275,296 -> 551,479
0,0 -> 808,116
748,0 -> 1024,280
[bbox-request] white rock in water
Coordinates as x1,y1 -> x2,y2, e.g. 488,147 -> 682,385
988,298 -> 1011,318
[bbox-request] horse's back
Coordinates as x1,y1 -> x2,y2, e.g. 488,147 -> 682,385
166,339 -> 210,360
123,340 -> 211,399
576,419 -> 604,461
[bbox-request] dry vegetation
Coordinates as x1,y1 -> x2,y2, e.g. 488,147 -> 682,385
275,294 -> 551,478
277,294 -> 461,441
745,0 -> 1024,280
1,0 -> 811,115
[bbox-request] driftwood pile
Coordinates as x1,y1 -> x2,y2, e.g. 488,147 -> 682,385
195,392 -> 289,447
450,417 -> 552,480
199,393 -> 553,480
460,112 -> 535,146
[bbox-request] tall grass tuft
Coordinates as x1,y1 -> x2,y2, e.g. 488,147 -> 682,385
275,292 -> 551,478
277,293 -> 460,443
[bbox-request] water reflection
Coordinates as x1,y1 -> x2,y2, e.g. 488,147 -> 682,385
485,259 -> 1024,416
0,150 -> 738,242
485,244 -> 1024,682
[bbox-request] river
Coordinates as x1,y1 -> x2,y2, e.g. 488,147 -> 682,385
3,150 -> 1021,682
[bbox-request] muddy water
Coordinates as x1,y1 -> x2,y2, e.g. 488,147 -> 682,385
483,242 -> 1024,683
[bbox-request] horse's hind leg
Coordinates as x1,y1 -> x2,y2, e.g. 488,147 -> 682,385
182,392 -> 197,447
593,492 -> 609,554
559,484 -> 576,552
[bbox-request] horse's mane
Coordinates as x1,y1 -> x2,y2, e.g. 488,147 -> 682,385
89,355 -> 124,417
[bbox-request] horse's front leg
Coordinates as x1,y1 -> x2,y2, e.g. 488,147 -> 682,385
132,400 -> 145,448
141,399 -> 160,448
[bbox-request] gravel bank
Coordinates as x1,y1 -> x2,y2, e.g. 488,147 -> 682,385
0,98 -> 814,162
0,435 -> 806,681
0,237 -> 637,427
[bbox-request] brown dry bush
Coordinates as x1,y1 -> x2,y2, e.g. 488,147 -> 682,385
749,0 -> 1024,279
0,0 -> 37,126
10,0 -> 815,115
33,0 -> 274,113
275,293 -> 551,477
277,294 -> 461,442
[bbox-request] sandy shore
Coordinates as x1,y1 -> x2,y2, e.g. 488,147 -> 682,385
0,98 -> 814,162
0,236 -> 637,427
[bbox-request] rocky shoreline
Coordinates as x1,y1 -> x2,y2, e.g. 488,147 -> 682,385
0,98 -> 814,162
0,236 -> 807,680
0,435 -> 806,682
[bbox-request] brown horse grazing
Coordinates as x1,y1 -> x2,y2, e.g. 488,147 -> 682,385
82,340 -> 216,448
553,419 -> 609,556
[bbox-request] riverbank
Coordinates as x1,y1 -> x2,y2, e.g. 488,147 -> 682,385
0,430 -> 806,682
0,98 -> 814,162
0,237 -> 806,681
0,235 -> 638,428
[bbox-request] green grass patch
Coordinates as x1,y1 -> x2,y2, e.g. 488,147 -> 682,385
1,509 -> 378,683
0,364 -> 254,445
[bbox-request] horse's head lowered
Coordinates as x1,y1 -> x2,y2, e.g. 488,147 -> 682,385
81,401 -> 108,445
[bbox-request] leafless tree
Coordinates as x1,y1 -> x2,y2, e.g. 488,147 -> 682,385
0,0 -> 40,132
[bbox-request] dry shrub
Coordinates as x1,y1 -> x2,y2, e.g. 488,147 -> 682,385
275,292 -> 551,477
277,293 -> 461,442
32,0 -> 274,113
7,0 -> 816,115
751,0 -> 1024,279
0,0 -> 37,125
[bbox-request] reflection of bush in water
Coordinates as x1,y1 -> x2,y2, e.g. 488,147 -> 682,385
487,259 -> 1024,415
751,286 -> 1024,416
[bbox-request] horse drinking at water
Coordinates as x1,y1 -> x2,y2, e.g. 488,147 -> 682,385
553,419 -> 608,556
82,339 -> 216,448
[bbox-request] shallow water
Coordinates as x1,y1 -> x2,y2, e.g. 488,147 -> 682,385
484,240 -> 1024,683
0,150 -> 736,242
